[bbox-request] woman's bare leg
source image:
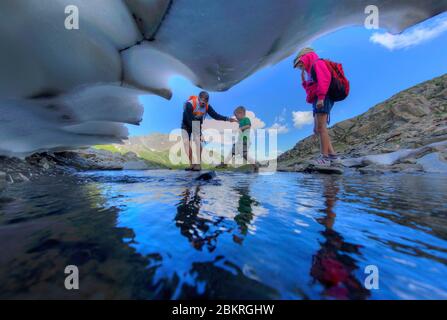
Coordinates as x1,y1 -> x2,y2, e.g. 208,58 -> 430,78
316,114 -> 330,156
328,140 -> 336,156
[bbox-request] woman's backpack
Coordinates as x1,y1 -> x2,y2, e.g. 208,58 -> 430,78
311,59 -> 350,102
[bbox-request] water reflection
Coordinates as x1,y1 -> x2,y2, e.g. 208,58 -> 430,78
175,186 -> 225,251
310,176 -> 370,300
175,181 -> 260,250
1,171 -> 447,299
0,176 -> 160,299
177,256 -> 278,299
233,185 -> 258,244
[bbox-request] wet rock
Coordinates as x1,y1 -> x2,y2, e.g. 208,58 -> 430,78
417,152 -> 447,173
358,161 -> 424,174
305,165 -> 344,174
0,171 -> 6,191
276,165 -> 296,172
293,164 -> 307,172
0,147 -> 165,185
358,166 -> 386,175
123,160 -> 150,170
389,163 -> 423,173
399,158 -> 417,165
196,171 -> 217,181
17,173 -> 30,182
49,149 -> 157,171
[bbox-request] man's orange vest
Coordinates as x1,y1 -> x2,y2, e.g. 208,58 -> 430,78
187,96 -> 209,117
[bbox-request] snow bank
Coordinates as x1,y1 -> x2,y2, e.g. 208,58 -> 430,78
342,141 -> 447,167
0,85 -> 145,158
417,153 -> 447,173
0,1 -> 446,155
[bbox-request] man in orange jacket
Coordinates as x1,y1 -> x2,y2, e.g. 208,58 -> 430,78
181,91 -> 237,171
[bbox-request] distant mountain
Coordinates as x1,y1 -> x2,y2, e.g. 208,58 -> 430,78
95,133 -> 177,168
279,74 -> 447,167
121,133 -> 179,153
95,133 -> 221,169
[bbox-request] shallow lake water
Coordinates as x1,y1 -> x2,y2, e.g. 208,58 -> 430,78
0,170 -> 446,299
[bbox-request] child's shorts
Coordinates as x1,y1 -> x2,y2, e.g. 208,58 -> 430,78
313,97 -> 334,124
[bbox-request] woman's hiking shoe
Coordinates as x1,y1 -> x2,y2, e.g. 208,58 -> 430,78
328,154 -> 342,166
310,155 -> 332,167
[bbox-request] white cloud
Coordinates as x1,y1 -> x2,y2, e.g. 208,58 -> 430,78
292,111 -> 313,128
246,111 -> 266,129
370,17 -> 447,50
269,122 -> 289,134
268,108 -> 289,134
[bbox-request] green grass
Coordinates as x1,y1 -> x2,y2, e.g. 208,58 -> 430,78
94,145 -> 124,154
94,145 -> 235,171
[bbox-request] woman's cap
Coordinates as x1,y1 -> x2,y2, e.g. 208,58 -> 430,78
293,47 -> 314,68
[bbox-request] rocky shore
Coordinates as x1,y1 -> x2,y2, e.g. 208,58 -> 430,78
2,75 -> 446,184
0,148 -> 163,187
278,74 -> 447,174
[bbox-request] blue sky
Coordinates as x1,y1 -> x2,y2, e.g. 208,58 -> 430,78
130,13 -> 447,154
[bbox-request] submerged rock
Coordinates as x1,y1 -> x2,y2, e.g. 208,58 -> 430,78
196,171 -> 217,181
0,171 -> 6,191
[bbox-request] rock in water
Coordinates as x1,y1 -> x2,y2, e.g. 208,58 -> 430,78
0,171 -> 6,191
306,165 -> 344,175
195,171 -> 217,181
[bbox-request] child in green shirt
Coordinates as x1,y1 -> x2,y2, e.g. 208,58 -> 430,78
235,106 -> 251,157
223,106 -> 258,170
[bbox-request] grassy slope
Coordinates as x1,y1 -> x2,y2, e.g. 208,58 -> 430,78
94,145 -> 244,170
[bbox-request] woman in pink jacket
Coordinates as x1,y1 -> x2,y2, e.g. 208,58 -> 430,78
294,48 -> 340,166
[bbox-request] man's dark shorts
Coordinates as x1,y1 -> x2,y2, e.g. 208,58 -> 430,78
181,123 -> 201,139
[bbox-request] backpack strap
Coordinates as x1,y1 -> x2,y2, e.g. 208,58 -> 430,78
310,59 -> 324,82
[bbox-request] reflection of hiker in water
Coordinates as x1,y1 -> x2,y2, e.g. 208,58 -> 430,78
232,185 -> 258,244
175,186 -> 225,252
310,176 -> 370,299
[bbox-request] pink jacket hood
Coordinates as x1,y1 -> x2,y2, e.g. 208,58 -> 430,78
299,52 -> 320,73
299,52 -> 331,102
